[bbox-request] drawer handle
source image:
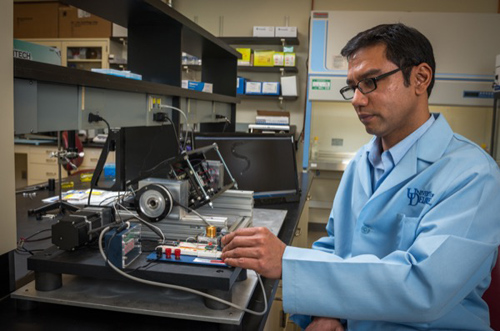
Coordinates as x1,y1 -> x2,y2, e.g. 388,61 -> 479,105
294,228 -> 302,237
90,158 -> 98,162
46,172 -> 56,176
46,159 -> 56,163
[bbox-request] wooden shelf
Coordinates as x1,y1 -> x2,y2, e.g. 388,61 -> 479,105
220,37 -> 299,46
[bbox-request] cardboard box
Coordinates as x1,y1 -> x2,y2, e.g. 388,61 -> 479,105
237,77 -> 246,94
284,52 -> 296,67
257,110 -> 290,118
253,50 -> 275,67
182,80 -> 213,93
275,27 -> 298,38
280,75 -> 298,96
236,48 -> 252,66
59,5 -> 112,38
14,2 -> 60,38
245,81 -> 262,94
262,82 -> 280,95
253,26 -> 274,37
273,52 -> 284,66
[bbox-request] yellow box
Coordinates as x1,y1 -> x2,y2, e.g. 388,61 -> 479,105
284,52 -> 296,67
236,48 -> 251,62
253,50 -> 275,67
273,52 -> 284,66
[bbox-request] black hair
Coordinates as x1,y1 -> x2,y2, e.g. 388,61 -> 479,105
340,23 -> 436,97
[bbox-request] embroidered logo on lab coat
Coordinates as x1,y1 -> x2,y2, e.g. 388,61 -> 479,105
407,188 -> 434,206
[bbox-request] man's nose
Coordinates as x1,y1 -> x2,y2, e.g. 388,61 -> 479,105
351,88 -> 368,107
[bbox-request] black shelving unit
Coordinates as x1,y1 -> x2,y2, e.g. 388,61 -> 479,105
14,0 -> 241,133
237,66 -> 298,73
239,95 -> 298,101
60,0 -> 240,97
220,36 -> 300,46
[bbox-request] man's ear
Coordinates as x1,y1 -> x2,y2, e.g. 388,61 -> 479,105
413,63 -> 432,96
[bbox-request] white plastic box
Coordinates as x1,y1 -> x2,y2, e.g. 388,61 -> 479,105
280,76 -> 298,96
275,27 -> 298,38
253,26 -> 275,37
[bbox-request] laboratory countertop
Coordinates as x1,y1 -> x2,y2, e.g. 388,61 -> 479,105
2,172 -> 311,331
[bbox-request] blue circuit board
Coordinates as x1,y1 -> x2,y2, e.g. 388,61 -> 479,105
146,252 -> 229,268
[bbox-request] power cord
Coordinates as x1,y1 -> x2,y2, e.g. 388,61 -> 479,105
87,112 -> 112,206
159,105 -> 193,151
98,226 -> 268,316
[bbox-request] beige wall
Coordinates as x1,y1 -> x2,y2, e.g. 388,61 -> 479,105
173,0 -> 498,138
1,2 -> 16,255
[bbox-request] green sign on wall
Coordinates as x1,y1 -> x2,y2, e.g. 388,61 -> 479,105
311,79 -> 331,90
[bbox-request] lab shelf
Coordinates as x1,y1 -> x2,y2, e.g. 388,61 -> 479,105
220,36 -> 300,46
237,66 -> 298,73
238,95 -> 298,101
60,0 -> 240,97
14,58 -> 239,104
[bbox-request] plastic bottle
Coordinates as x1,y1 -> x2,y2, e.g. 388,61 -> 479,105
311,136 -> 319,160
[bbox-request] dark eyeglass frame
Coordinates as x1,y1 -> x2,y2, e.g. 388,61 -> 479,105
339,68 -> 402,100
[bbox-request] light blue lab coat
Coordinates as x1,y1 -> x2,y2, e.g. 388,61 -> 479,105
283,113 -> 500,330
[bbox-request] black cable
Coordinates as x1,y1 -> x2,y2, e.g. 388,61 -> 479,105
163,117 -> 183,153
87,113 -> 112,206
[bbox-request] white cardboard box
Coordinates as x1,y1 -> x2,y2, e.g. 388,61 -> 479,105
245,81 -> 262,94
262,82 -> 280,95
280,75 -> 298,96
253,26 -> 275,37
275,26 -> 298,38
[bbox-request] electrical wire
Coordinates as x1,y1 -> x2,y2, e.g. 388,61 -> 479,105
159,104 -> 193,151
174,199 -> 212,227
87,114 -> 112,206
163,117 -> 183,153
114,201 -> 166,244
98,225 -> 268,316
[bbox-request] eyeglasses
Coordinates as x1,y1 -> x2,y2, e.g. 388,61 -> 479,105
339,68 -> 402,100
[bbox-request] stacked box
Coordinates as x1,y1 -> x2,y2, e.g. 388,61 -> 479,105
245,81 -> 262,95
253,50 -> 275,67
237,77 -> 247,94
236,48 -> 252,66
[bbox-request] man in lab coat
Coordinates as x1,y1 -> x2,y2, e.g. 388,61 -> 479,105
222,23 -> 500,330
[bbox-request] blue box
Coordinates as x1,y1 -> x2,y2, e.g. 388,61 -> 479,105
182,80 -> 213,93
237,77 -> 246,94
245,81 -> 262,95
261,82 -> 280,95
104,163 -> 116,179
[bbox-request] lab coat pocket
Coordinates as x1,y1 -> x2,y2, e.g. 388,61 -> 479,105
397,213 -> 419,251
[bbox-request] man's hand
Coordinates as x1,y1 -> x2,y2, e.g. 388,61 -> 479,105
305,317 -> 344,331
221,227 -> 285,279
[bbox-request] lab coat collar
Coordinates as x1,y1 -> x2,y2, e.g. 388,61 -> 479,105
360,113 -> 452,198
416,113 -> 453,163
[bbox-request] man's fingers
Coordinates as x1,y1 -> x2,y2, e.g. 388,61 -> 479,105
223,257 -> 261,271
222,228 -> 267,252
222,246 -> 262,260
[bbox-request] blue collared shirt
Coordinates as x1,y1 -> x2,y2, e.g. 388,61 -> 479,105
368,114 -> 435,191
